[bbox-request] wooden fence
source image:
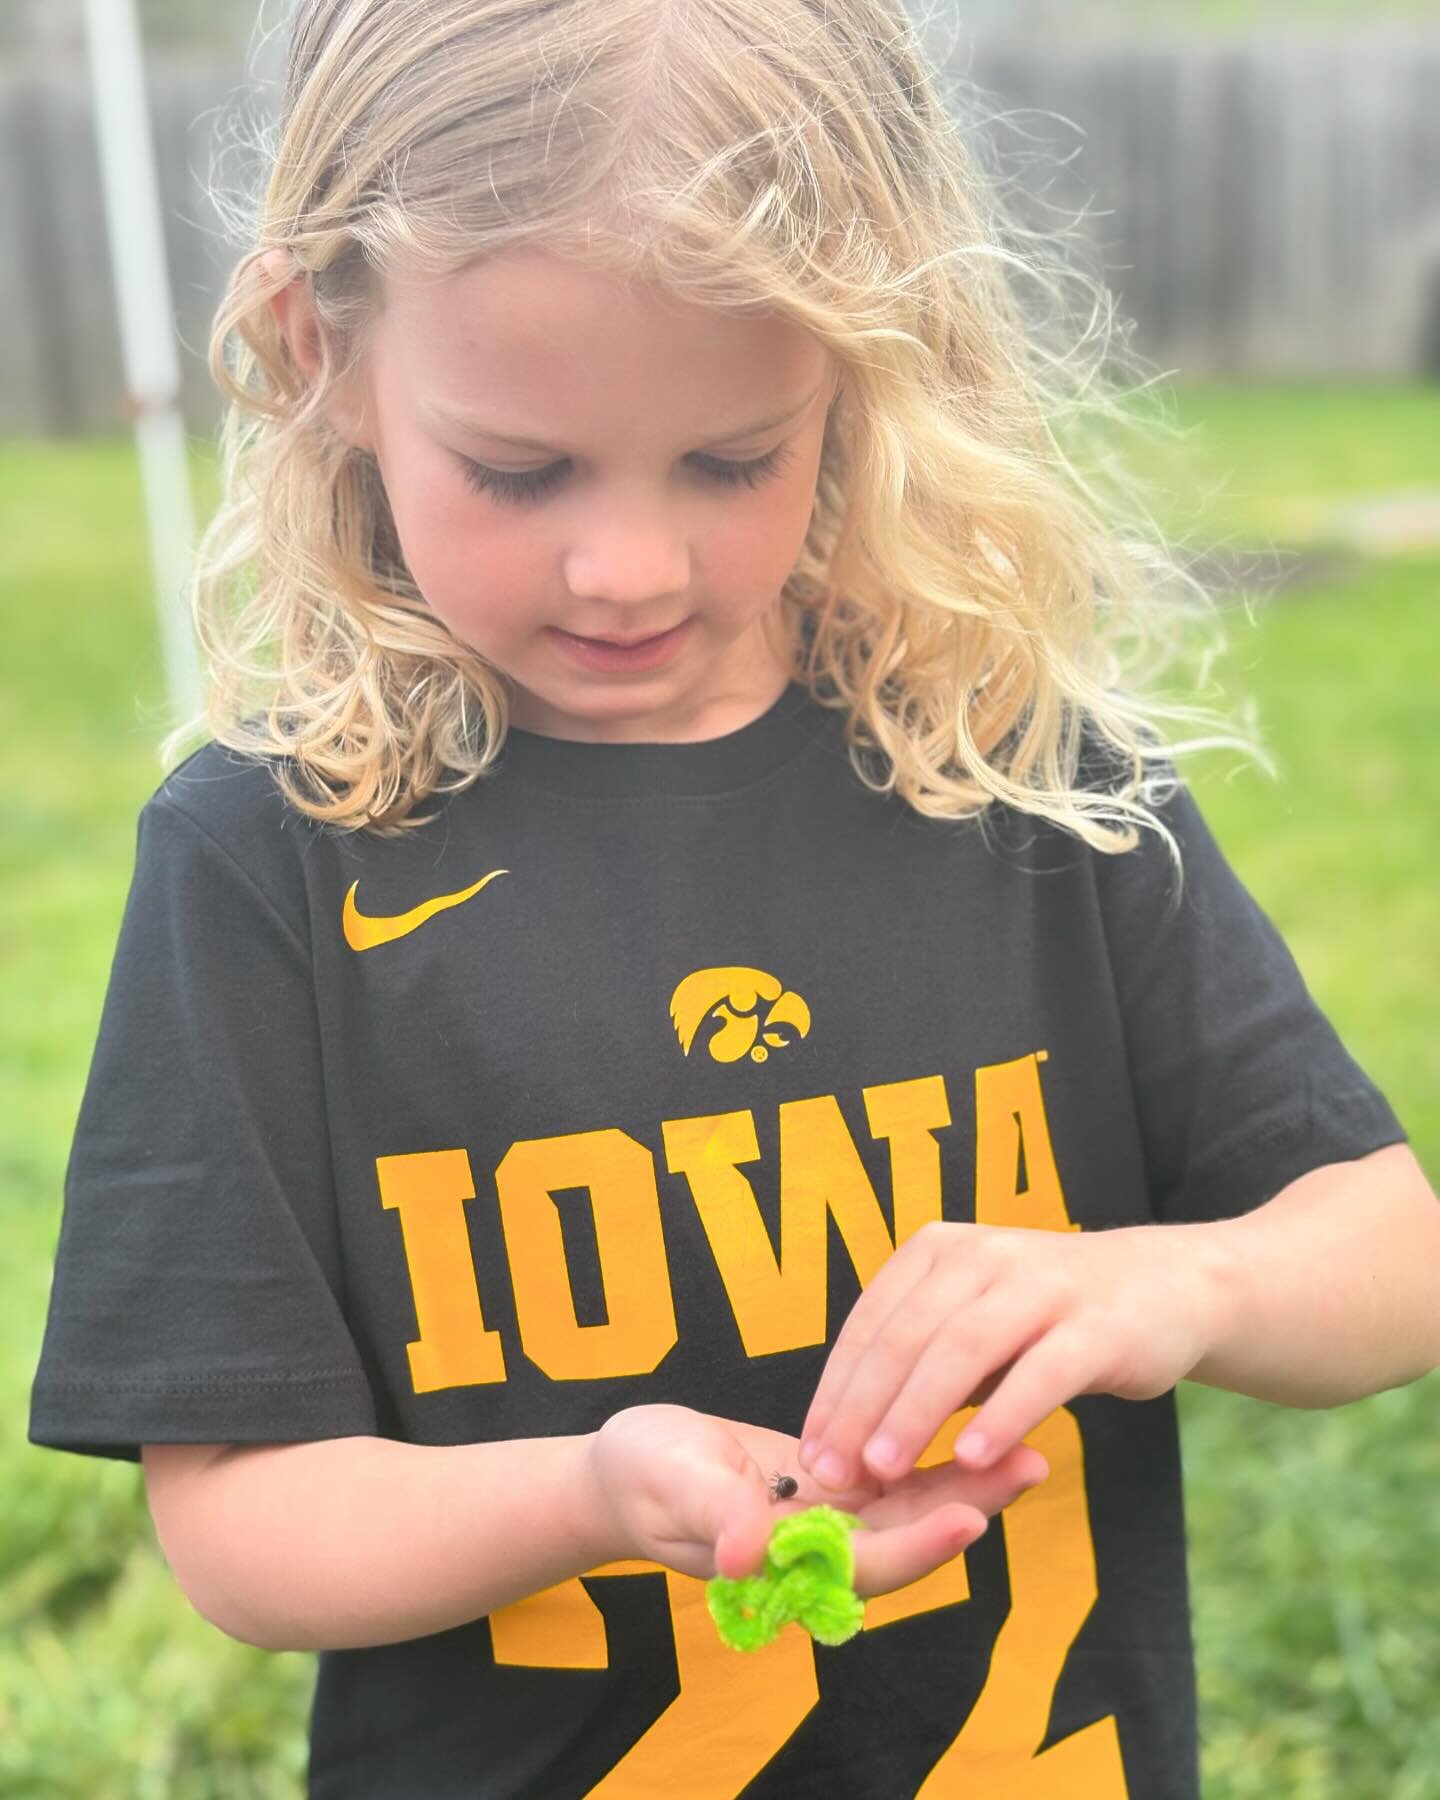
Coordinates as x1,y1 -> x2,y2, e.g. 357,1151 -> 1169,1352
2,34 -> 1439,435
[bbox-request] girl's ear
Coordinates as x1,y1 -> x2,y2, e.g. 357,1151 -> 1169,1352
258,248 -> 376,452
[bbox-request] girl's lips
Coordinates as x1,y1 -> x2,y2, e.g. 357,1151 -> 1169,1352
547,618 -> 694,673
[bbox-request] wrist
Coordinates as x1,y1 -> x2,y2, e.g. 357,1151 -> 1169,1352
580,1422 -> 644,1567
1183,1217 -> 1248,1388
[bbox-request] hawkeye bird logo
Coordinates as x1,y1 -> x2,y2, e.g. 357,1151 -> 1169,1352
669,966 -> 812,1064
343,871 -> 510,952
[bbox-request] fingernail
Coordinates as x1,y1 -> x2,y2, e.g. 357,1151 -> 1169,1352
864,1433 -> 900,1473
813,1450 -> 848,1488
954,1429 -> 989,1467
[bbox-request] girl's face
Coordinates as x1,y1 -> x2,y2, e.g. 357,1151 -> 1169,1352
284,248 -> 840,743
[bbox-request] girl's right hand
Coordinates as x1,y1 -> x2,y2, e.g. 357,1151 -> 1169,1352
586,1402 -> 1047,1600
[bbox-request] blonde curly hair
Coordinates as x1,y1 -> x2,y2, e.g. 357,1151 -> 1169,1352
165,0 -> 1257,854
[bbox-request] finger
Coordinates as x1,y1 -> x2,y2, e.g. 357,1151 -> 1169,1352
801,1231 -> 992,1480
858,1297 -> 1046,1484
859,1442 -> 1050,1529
798,1242 -> 938,1461
684,1432 -> 777,1576
701,1458 -> 777,1580
963,1366 -> 1006,1409
802,1282 -> 980,1493
851,1503 -> 989,1599
954,1325 -> 1101,1471
853,1447 -> 1048,1538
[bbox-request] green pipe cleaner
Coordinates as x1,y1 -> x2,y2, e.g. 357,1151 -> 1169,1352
706,1505 -> 866,1652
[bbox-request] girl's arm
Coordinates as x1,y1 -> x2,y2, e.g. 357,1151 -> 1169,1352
143,1432 -> 615,1653
143,1410 -> 1040,1654
1187,1141 -> 1440,1408
796,1144 -> 1440,1494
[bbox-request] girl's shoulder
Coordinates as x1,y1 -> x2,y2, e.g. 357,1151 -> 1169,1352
976,723 -> 1188,860
138,740 -> 325,931
149,738 -> 320,847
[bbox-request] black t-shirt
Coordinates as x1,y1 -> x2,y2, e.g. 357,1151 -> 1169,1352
30,680 -> 1406,1798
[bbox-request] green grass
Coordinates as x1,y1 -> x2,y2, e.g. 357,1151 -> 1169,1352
3,387 -> 1438,1795
1148,382 -> 1440,548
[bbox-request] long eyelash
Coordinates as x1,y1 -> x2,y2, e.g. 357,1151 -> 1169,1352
458,441 -> 796,507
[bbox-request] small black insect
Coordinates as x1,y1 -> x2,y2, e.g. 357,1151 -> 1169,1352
769,1471 -> 799,1503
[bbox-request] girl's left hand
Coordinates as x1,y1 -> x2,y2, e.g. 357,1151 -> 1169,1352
797,1219 -> 1228,1490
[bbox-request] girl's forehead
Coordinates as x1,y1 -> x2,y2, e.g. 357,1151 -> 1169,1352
374,250 -> 833,411
380,249 -> 791,350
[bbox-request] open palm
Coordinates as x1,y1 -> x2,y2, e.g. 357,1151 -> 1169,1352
712,1412 -> 1047,1595
590,1402 -> 1047,1599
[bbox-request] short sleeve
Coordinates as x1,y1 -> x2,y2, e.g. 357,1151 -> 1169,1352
1094,779 -> 1408,1223
28,795 -> 378,1463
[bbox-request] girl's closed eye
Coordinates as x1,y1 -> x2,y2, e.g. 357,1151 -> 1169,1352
456,440 -> 796,507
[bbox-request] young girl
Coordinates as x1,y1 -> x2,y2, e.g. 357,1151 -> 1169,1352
29,1 -> 1439,1795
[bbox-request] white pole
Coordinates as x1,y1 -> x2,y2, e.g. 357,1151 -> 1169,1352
83,0 -> 203,725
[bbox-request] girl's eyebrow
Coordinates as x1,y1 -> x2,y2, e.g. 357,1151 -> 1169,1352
427,386 -> 821,452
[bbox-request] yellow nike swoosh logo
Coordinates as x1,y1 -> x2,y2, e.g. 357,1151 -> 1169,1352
343,870 -> 510,952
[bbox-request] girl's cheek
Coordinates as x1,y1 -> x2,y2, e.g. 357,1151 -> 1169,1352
409,524 -> 552,648
383,480 -> 493,603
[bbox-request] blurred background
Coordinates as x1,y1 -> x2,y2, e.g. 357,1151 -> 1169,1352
3,1 -> 1437,1795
